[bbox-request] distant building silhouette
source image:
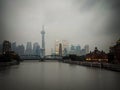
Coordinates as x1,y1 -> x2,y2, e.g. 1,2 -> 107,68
109,39 -> 120,64
51,48 -> 54,55
69,44 -> 88,56
0,43 -> 2,53
63,48 -> 68,56
11,42 -> 17,52
86,47 -> 108,62
84,45 -> 89,54
55,40 -> 69,56
69,45 -> 76,55
2,40 -> 11,54
33,42 -> 38,54
25,42 -> 32,55
33,42 -> 41,56
16,44 -> 25,56
55,40 -> 60,55
81,49 -> 86,56
62,40 -> 69,56
71,45 -> 75,50
41,26 -> 45,58
59,43 -> 62,56
76,45 -> 81,51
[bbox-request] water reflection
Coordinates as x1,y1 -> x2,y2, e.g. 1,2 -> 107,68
0,60 -> 120,90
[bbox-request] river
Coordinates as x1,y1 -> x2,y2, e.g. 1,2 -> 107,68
0,60 -> 120,90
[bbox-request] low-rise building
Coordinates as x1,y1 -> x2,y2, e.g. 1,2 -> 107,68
86,47 -> 108,62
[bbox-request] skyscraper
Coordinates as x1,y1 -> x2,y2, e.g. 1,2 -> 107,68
55,40 -> 60,55
25,42 -> 32,55
33,42 -> 41,56
11,42 -> 17,52
41,26 -> 45,58
62,40 -> 69,56
2,40 -> 11,54
84,45 -> 89,54
76,45 -> 81,51
16,44 -> 25,55
76,45 -> 81,56
69,45 -> 77,55
59,43 -> 62,56
55,40 -> 69,56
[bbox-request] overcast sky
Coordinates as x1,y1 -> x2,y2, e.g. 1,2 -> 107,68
0,0 -> 120,54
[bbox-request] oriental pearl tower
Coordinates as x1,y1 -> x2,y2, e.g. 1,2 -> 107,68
41,25 -> 45,58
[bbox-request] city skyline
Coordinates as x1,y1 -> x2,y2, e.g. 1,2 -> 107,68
0,36 -> 118,55
0,1 -> 120,89
8,41 -> 90,56
0,0 -> 120,54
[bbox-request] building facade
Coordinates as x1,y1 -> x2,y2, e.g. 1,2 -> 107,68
69,44 -> 89,56
16,44 -> 25,56
2,40 -> 11,54
33,42 -> 41,56
109,39 -> 120,64
25,42 -> 32,55
84,45 -> 89,54
0,43 -> 2,53
55,40 -> 69,56
11,42 -> 17,52
86,47 -> 108,62
59,43 -> 62,56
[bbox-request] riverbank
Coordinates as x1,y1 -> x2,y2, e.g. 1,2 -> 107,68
0,61 -> 19,67
63,60 -> 120,72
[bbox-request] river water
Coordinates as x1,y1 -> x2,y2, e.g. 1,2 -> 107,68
0,60 -> 120,90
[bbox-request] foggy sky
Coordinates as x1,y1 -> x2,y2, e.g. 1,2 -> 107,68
0,0 -> 120,54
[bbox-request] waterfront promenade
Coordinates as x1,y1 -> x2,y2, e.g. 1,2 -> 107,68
63,60 -> 120,72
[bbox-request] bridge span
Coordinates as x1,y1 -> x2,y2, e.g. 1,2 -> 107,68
20,55 -> 63,60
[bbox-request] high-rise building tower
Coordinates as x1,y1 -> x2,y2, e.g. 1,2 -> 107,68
41,25 -> 45,58
84,45 -> 89,54
2,40 -> 11,54
11,42 -> 17,52
55,40 -> 60,55
55,40 -> 69,56
17,44 -> 25,55
33,42 -> 40,55
25,42 -> 32,55
59,43 -> 62,56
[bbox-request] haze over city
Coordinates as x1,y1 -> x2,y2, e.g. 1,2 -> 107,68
0,1 -> 120,90
0,0 -> 120,55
